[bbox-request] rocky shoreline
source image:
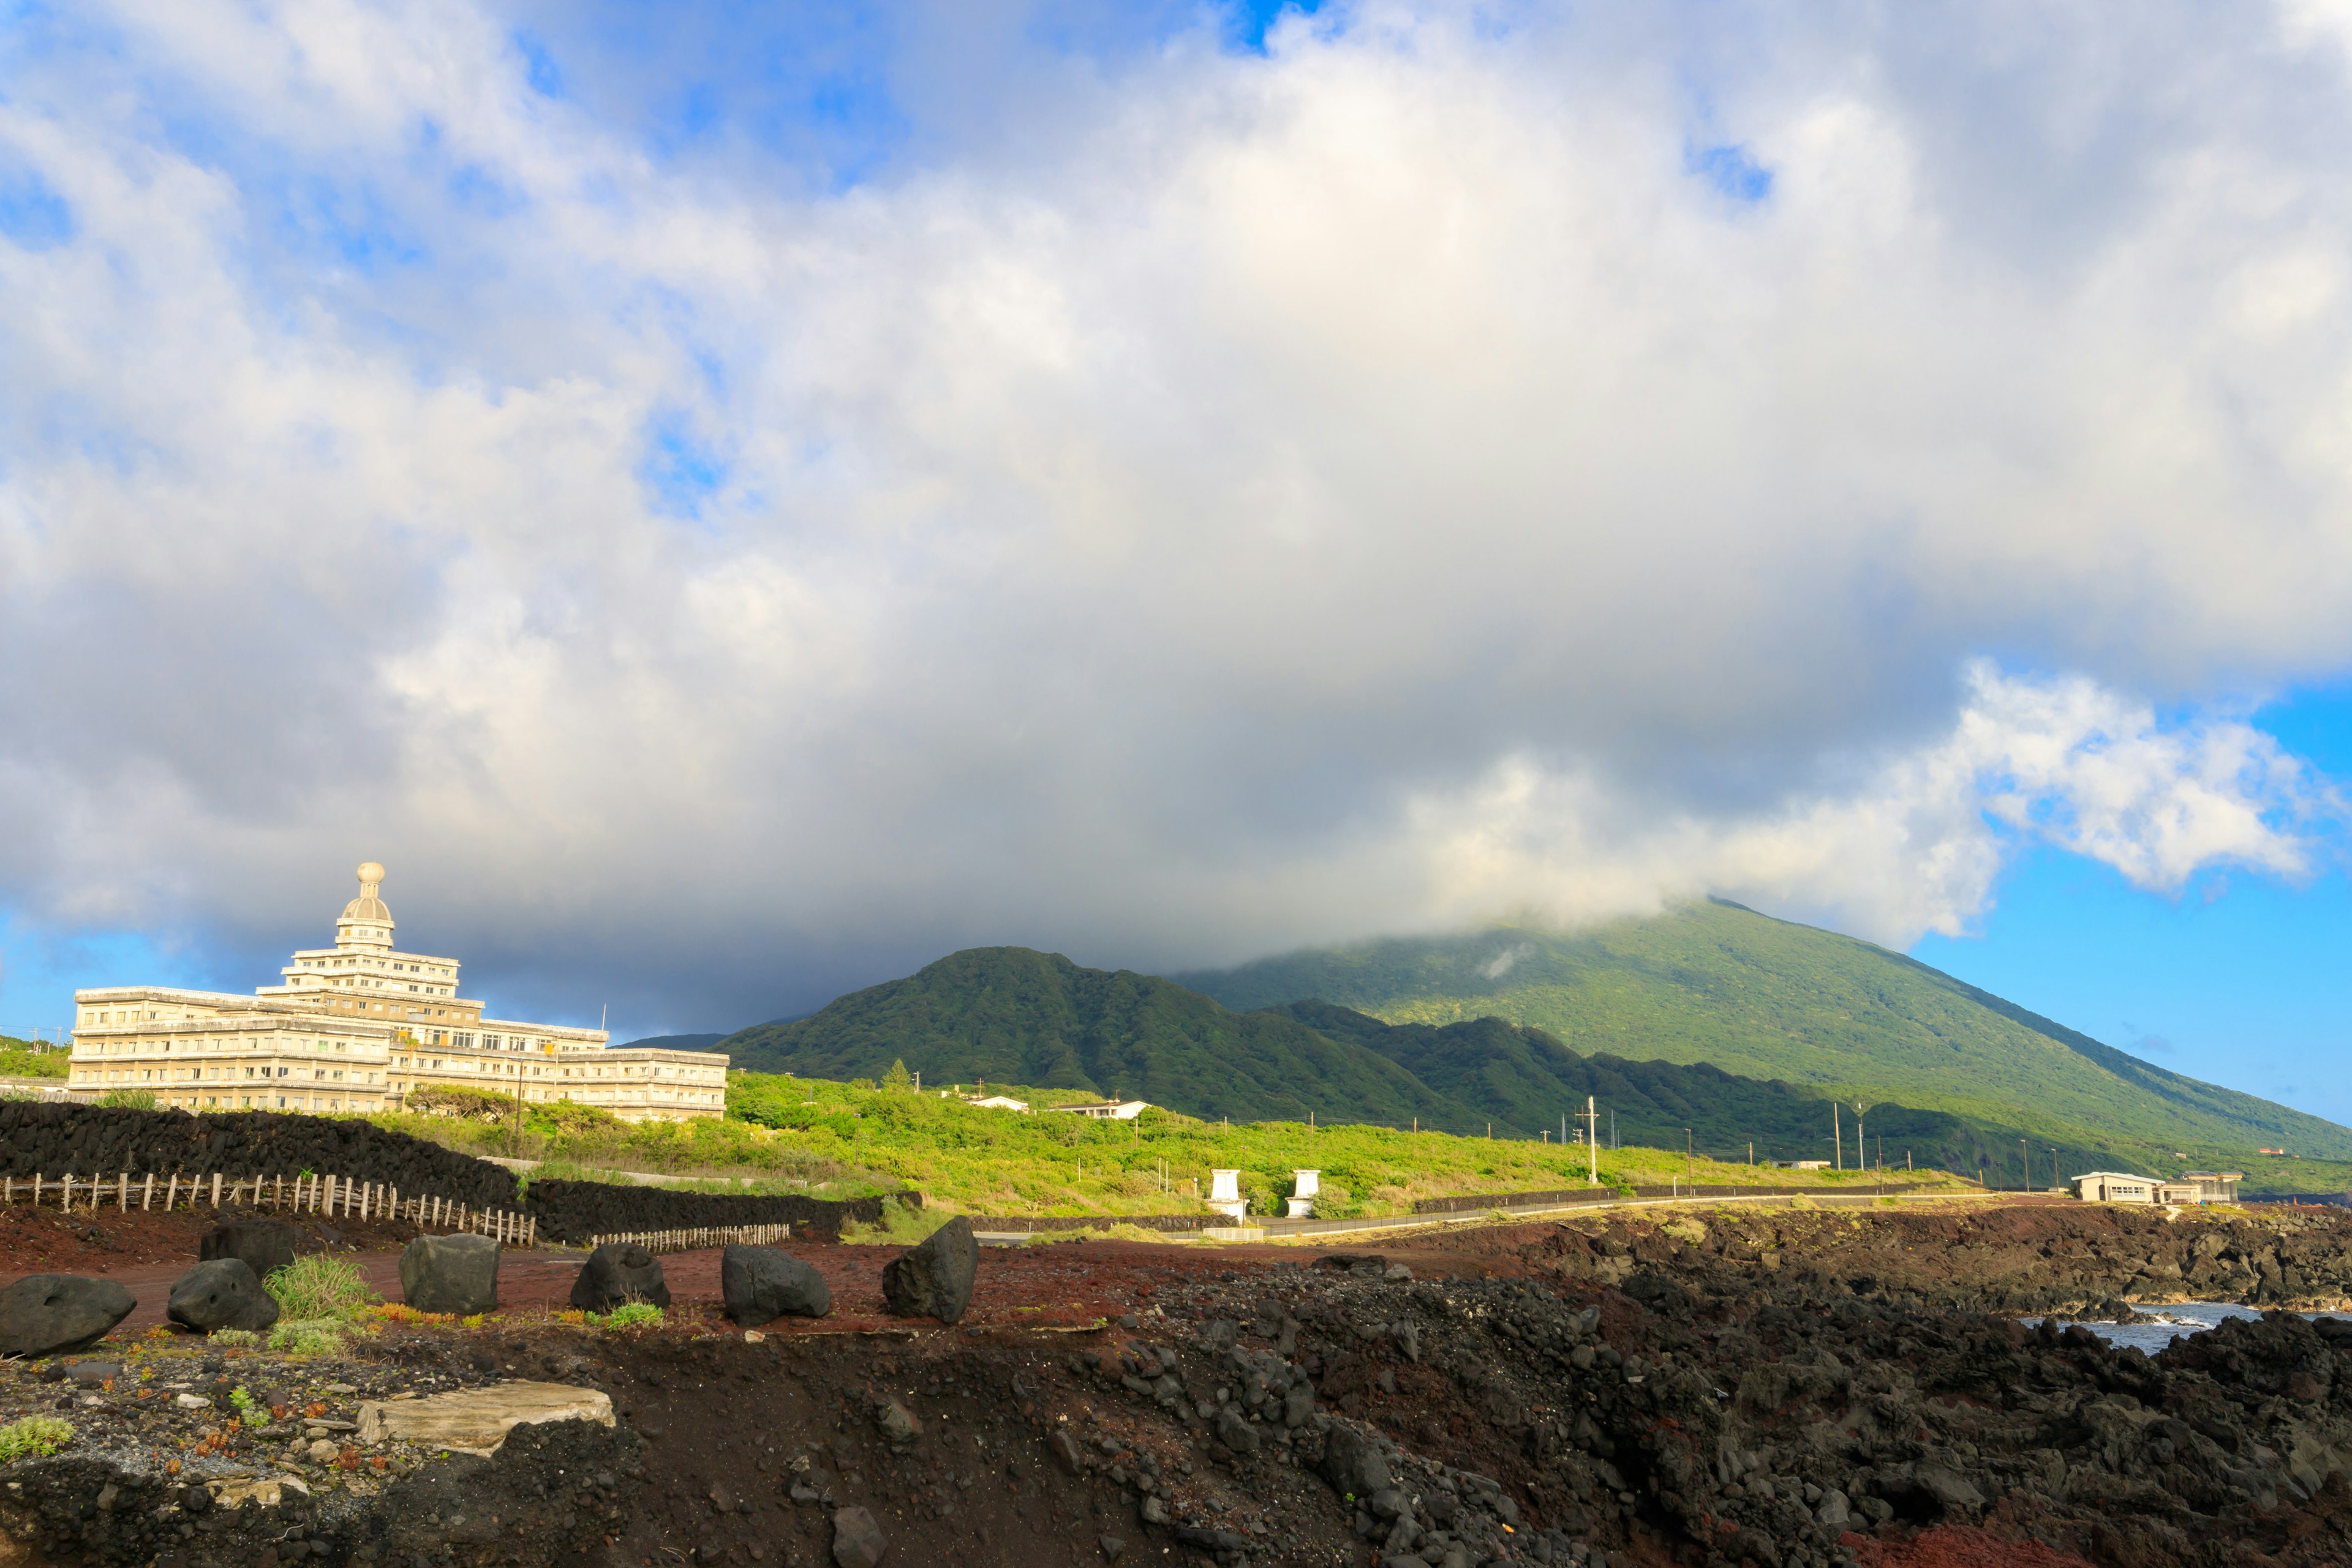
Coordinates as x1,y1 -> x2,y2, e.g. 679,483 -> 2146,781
7,1198 -> 2352,1568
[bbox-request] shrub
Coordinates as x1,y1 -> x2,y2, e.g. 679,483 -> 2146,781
0,1415 -> 74,1462
263,1255 -> 377,1322
267,1320 -> 349,1355
210,1329 -> 260,1348
841,1196 -> 947,1246
404,1085 -> 518,1122
96,1089 -> 159,1110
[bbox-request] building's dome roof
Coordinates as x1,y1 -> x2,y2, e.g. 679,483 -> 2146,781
341,862 -> 393,926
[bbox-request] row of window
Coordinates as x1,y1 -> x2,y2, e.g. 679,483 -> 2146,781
83,1036 -> 366,1056
81,1065 -> 380,1084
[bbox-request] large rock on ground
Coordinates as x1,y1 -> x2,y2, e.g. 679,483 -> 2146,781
399,1232 -> 501,1314
166,1259 -> 282,1333
199,1218 -> 298,1282
0,1275 -> 136,1357
721,1245 -> 831,1325
1320,1425 -> 1393,1499
569,1242 -> 671,1312
880,1216 -> 978,1324
830,1504 -> 888,1568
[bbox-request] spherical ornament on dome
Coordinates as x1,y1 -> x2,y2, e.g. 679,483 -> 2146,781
357,862 -> 386,885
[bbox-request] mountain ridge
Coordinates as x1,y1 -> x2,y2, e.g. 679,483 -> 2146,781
1174,899 -> 2352,1164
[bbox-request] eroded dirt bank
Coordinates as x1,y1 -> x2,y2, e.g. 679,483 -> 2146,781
10,1200 -> 2352,1568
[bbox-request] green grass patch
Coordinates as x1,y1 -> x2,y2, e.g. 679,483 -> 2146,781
588,1303 -> 663,1330
263,1255 -> 376,1322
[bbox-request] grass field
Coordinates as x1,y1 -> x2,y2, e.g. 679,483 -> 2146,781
718,1070 -> 1973,1217
361,1070 -> 1972,1218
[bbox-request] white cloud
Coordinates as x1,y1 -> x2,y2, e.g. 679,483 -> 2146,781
1404,665 -> 2336,947
1,2 -> 2350,1024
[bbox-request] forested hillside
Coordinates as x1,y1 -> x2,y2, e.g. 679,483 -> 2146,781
1178,900 -> 2352,1167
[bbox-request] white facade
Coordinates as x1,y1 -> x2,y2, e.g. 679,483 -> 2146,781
1044,1099 -> 1150,1121
2071,1171 -> 2160,1204
71,864 -> 728,1123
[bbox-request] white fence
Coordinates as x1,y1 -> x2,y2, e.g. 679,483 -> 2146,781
587,1223 -> 791,1254
0,1170 -> 537,1246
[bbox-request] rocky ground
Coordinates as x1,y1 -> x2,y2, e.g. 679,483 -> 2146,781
10,1196 -> 2352,1568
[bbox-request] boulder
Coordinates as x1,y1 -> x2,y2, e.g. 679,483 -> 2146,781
399,1232 -> 500,1314
167,1259 -> 282,1334
831,1504 -> 888,1568
1320,1425 -> 1393,1499
200,1219 -> 298,1283
569,1243 -> 671,1312
721,1245 -> 831,1325
1215,1406 -> 1261,1455
0,1275 -> 136,1357
880,1216 -> 979,1324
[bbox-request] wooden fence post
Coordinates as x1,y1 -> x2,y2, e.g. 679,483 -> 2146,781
211,1173 -> 222,1208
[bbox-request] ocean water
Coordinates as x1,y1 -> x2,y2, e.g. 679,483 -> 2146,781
2022,1301 -> 2352,1354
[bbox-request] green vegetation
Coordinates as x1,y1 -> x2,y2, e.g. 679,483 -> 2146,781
402,1084 -> 524,1121
1179,900 -> 2352,1178
264,1254 -> 376,1322
267,1320 -> 351,1355
725,1069 -> 1968,1216
94,1088 -> 158,1110
720,948 -> 1495,1132
589,1303 -> 664,1330
840,1194 -> 953,1245
209,1329 -> 260,1348
0,1038 -> 67,1078
0,1415 -> 74,1462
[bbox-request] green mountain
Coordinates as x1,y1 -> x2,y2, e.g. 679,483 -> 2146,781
1177,900 -> 2352,1168
718,947 -> 1499,1133
1268,1000 -> 1990,1166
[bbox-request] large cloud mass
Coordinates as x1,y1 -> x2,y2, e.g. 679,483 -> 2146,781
2,1 -> 2348,1028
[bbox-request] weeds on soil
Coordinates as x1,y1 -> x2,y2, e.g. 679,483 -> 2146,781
268,1319 -> 352,1355
265,1254 -> 377,1321
587,1303 -> 663,1330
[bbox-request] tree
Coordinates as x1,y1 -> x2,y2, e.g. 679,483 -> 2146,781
883,1060 -> 914,1091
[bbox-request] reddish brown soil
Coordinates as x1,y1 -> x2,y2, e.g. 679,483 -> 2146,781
1848,1527 -> 2094,1567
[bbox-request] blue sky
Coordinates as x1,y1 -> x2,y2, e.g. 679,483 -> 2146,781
7,1 -> 2352,1129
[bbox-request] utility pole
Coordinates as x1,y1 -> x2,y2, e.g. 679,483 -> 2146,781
2021,1139 -> 2029,1193
1833,1103 -> 1842,1171
1686,1128 -> 1692,1161
1586,1096 -> 1597,1185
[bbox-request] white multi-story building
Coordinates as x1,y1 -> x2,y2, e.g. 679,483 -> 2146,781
69,864 -> 729,1123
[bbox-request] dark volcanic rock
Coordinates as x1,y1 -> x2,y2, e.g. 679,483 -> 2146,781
829,1504 -> 888,1567
199,1218 -> 298,1281
720,1245 -> 831,1324
880,1216 -> 978,1324
166,1258 -> 282,1333
1318,1424 -> 1392,1499
0,1273 -> 135,1356
398,1232 -> 500,1314
570,1242 -> 671,1312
